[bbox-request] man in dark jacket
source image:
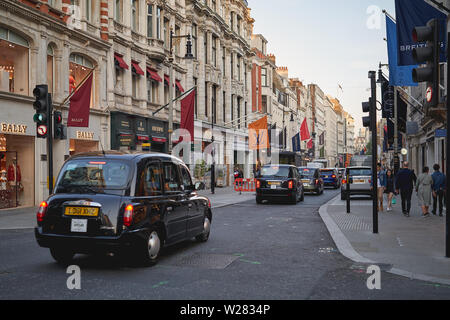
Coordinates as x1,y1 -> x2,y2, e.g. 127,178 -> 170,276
432,164 -> 446,216
395,161 -> 415,217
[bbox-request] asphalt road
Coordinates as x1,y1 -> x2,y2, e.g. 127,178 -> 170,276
1,188 -> 450,300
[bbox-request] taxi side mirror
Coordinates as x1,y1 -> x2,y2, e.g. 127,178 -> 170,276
195,182 -> 205,191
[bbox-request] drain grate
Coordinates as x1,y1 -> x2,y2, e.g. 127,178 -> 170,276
333,214 -> 371,231
163,253 -> 240,269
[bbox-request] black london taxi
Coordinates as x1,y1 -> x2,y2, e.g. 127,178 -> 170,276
35,151 -> 212,266
255,164 -> 304,204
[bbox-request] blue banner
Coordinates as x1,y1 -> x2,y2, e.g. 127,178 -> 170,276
292,133 -> 301,152
395,0 -> 447,66
386,16 -> 417,86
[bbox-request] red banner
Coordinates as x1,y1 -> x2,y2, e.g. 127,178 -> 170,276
67,73 -> 93,128
300,118 -> 310,141
307,139 -> 313,150
180,90 -> 196,142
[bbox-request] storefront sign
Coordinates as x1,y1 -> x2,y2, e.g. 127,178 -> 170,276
435,129 -> 447,138
136,119 -> 147,134
0,123 -> 27,135
119,133 -> 133,147
76,131 -> 95,140
152,125 -> 164,134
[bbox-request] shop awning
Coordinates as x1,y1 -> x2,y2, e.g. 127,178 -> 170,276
147,67 -> 162,82
152,136 -> 167,143
131,61 -> 145,76
164,74 -> 170,86
175,80 -> 184,92
114,53 -> 129,70
137,135 -> 150,141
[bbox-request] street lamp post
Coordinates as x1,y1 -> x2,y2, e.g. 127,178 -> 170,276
168,28 -> 193,154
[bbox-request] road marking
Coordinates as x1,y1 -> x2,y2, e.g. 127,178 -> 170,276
152,281 -> 169,288
396,237 -> 404,247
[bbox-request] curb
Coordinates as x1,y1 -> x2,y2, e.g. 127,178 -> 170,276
319,194 -> 450,286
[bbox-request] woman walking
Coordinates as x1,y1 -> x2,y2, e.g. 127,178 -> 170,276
416,167 -> 433,217
385,169 -> 396,212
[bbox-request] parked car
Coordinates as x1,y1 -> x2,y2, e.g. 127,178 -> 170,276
298,167 -> 324,195
35,151 -> 212,266
255,165 -> 304,204
341,166 -> 373,200
320,168 -> 341,189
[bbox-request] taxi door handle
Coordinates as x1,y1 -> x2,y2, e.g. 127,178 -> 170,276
167,206 -> 173,212
188,203 -> 193,209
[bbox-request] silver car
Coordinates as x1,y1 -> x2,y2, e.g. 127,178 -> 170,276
341,166 -> 373,200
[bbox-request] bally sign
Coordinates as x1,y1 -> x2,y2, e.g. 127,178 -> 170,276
76,131 -> 95,140
1,123 -> 27,135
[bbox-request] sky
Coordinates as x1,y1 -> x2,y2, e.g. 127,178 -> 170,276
249,0 -> 396,134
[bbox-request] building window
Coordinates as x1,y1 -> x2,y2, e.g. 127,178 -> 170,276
231,94 -> 234,123
211,0 -> 216,11
230,53 -> 234,79
237,15 -> 241,35
262,95 -> 267,114
85,0 -> 91,22
212,35 -> 217,67
204,32 -> 208,64
212,85 -> 217,124
0,27 -> 29,95
114,0 -> 122,22
223,91 -> 226,124
47,45 -> 54,94
222,46 -> 226,75
164,18 -> 170,48
205,82 -> 208,118
237,55 -> 241,81
261,68 -> 267,87
175,25 -> 181,56
69,53 -> 94,107
147,4 -> 153,37
131,0 -> 138,31
230,11 -> 234,30
192,24 -> 197,58
156,7 -> 161,39
237,97 -> 241,129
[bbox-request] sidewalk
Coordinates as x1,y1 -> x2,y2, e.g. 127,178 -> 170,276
0,187 -> 252,230
320,192 -> 450,285
198,186 -> 255,209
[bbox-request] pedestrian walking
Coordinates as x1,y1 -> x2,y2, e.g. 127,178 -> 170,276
377,163 -> 387,212
432,164 -> 446,217
384,169 -> 396,212
416,166 -> 433,217
395,161 -> 415,217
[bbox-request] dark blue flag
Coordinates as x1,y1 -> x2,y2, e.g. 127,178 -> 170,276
395,0 -> 447,66
386,16 -> 417,86
292,133 -> 301,152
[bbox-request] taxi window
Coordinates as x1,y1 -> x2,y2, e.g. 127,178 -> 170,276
163,163 -> 181,192
136,163 -> 163,196
180,166 -> 193,190
56,159 -> 131,192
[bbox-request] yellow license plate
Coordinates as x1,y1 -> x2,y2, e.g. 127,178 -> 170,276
354,180 -> 365,183
268,182 -> 281,186
65,207 -> 99,217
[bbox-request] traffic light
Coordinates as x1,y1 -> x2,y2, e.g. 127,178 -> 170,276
362,98 -> 372,129
411,18 -> 440,109
33,85 -> 50,139
54,111 -> 66,140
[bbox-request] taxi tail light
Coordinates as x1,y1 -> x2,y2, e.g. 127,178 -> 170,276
288,180 -> 294,189
315,179 -> 319,185
123,205 -> 134,227
208,199 -> 212,208
342,179 -> 347,185
332,175 -> 336,179
37,201 -> 48,223
256,180 -> 261,189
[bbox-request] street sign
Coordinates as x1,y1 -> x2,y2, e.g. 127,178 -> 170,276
37,125 -> 47,136
436,129 -> 447,138
426,86 -> 433,103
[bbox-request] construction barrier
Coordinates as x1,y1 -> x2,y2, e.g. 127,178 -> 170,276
234,178 -> 257,193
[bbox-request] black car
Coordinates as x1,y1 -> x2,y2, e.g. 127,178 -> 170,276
35,151 -> 212,266
255,165 -> 304,204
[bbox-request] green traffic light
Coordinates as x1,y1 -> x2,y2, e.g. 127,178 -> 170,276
33,113 -> 46,123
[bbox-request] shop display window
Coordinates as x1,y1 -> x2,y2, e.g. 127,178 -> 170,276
0,26 -> 29,95
69,53 -> 94,106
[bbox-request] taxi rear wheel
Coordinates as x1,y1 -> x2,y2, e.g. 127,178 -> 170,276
50,247 -> 75,265
135,228 -> 161,267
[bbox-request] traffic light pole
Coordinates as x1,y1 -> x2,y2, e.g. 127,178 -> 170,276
47,94 -> 54,194
369,71 -> 378,234
446,31 -> 450,258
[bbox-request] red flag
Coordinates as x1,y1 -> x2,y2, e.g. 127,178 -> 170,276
181,89 -> 196,142
300,118 -> 310,141
67,73 -> 93,128
307,139 -> 313,150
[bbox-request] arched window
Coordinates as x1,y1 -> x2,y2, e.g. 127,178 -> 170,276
0,26 -> 30,95
69,53 -> 95,107
47,45 -> 55,94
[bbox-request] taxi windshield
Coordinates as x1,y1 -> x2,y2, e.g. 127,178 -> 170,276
299,168 -> 315,178
55,159 -> 132,193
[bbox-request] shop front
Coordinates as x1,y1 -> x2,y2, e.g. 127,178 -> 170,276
0,122 -> 35,209
111,112 -> 171,154
69,130 -> 99,156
